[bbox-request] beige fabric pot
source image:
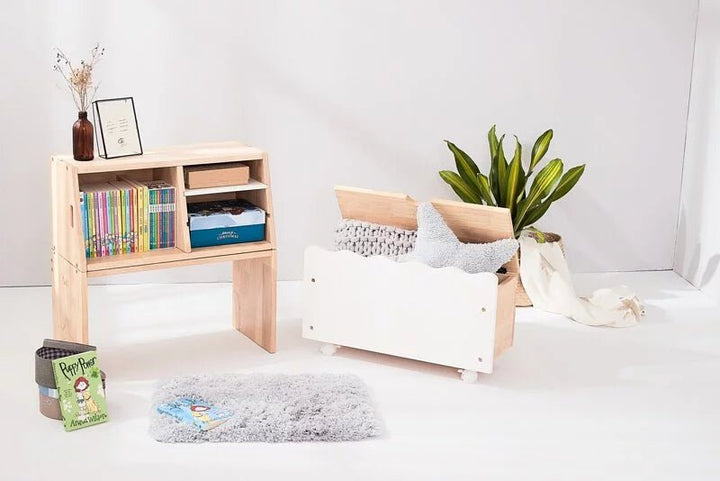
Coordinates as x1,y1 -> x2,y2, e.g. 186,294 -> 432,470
516,232 -> 564,307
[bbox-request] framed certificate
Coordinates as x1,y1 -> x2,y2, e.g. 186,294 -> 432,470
92,97 -> 143,159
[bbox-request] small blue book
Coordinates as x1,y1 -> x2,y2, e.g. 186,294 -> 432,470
156,398 -> 233,431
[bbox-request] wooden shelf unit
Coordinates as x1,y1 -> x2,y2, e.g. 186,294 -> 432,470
50,142 -> 277,352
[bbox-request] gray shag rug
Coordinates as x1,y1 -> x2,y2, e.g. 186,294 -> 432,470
150,373 -> 381,443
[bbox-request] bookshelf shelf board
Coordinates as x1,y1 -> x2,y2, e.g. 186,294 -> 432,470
85,241 -> 274,276
185,179 -> 268,197
53,141 -> 264,174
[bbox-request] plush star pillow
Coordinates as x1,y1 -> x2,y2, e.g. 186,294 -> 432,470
401,202 -> 519,274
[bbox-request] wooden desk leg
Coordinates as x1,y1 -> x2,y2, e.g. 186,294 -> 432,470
232,252 -> 277,353
51,253 -> 89,343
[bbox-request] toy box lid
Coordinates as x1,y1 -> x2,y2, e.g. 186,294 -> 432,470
334,186 -> 519,273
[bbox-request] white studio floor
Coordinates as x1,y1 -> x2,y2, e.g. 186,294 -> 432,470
3,271 -> 719,480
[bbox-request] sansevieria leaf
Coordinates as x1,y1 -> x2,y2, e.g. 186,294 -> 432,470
546,164 -> 586,203
439,170 -> 483,204
514,159 -> 563,230
530,129 -> 553,173
505,136 -> 523,212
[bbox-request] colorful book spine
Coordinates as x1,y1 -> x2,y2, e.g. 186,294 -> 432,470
98,191 -> 106,257
87,192 -> 94,258
104,189 -> 110,257
115,188 -> 121,255
162,187 -> 167,249
127,186 -> 134,253
80,192 -> 89,258
80,179 -> 176,258
145,185 -> 149,251
104,189 -> 112,256
149,188 -> 156,250
85,192 -> 92,258
109,189 -> 116,256
125,186 -> 132,253
170,187 -> 176,248
118,188 -> 125,254
119,177 -> 143,252
93,192 -> 105,257
92,191 -> 100,257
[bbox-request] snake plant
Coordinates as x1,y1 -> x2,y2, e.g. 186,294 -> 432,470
439,125 -> 585,238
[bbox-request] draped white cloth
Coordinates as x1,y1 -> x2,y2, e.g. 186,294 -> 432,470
518,233 -> 645,327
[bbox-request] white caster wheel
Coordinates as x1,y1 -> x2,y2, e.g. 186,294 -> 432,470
320,343 -> 339,356
459,369 -> 478,383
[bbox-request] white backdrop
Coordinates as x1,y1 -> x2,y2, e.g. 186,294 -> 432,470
676,0 -> 720,302
0,0 -> 698,285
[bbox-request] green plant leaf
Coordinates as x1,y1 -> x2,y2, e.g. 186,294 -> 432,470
546,164 -> 586,203
530,129 -> 553,173
444,140 -> 489,203
513,159 -> 563,230
489,128 -> 501,202
476,173 -> 496,206
496,135 -> 508,205
489,159 -> 500,203
523,200 -> 552,226
540,159 -> 563,198
439,170 -> 483,204
526,226 -> 547,243
446,140 -> 479,179
488,125 -> 499,160
505,136 -> 524,213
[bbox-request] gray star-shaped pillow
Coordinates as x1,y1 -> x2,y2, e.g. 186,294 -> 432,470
401,202 -> 518,274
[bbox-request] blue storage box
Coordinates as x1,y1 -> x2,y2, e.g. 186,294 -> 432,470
188,199 -> 266,248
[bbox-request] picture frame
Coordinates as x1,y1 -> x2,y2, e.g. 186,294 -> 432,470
92,97 -> 143,159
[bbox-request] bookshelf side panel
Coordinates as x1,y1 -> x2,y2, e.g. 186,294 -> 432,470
52,159 -> 87,271
260,153 -> 276,247
51,254 -> 88,343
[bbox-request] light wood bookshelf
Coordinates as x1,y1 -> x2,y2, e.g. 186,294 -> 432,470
50,141 -> 277,352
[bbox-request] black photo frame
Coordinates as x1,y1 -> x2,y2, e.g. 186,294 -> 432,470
92,97 -> 143,159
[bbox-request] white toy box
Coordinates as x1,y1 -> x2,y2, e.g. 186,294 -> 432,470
302,186 -> 519,381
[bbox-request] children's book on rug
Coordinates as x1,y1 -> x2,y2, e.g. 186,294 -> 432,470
51,351 -> 109,431
156,398 -> 234,431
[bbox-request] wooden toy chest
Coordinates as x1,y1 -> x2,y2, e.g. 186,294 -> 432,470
302,187 -> 518,380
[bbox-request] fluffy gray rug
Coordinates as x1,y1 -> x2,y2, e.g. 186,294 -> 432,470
150,373 -> 381,443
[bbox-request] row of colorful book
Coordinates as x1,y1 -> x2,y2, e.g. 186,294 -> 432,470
79,179 -> 176,258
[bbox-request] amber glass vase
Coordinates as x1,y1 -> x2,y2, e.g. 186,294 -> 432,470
72,111 -> 94,161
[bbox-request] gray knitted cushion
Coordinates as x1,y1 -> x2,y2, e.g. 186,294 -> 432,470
335,219 -> 416,259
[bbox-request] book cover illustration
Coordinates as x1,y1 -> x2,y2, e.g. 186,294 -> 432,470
52,351 -> 109,431
156,398 -> 233,431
